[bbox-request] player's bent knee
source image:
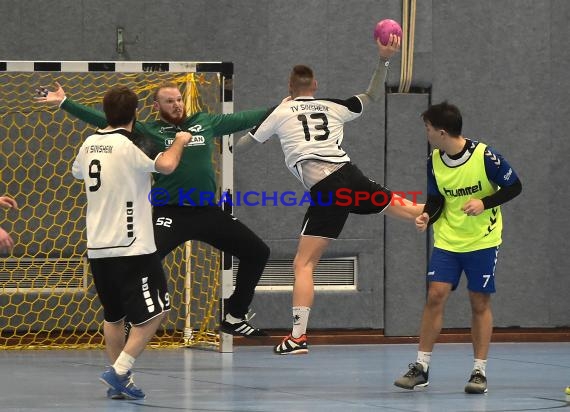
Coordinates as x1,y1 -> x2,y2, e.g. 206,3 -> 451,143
426,289 -> 450,306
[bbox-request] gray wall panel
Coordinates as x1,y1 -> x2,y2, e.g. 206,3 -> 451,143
384,93 -> 429,336
0,2 -> 20,57
548,0 -> 570,327
8,1 -> 85,60
253,238 -> 384,328
429,1 -> 553,327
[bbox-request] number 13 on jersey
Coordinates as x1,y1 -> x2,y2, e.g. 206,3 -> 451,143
297,113 -> 330,141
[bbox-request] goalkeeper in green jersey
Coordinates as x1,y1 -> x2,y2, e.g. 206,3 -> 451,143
36,82 -> 271,337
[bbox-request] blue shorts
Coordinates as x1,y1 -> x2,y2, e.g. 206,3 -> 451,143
427,246 -> 499,293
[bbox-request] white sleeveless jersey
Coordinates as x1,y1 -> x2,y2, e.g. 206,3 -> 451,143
72,128 -> 159,258
249,96 -> 363,183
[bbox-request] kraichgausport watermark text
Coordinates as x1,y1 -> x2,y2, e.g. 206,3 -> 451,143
148,188 -> 422,207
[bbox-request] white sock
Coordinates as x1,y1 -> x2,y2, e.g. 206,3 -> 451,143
473,359 -> 487,376
224,313 -> 243,324
113,351 -> 135,376
416,351 -> 432,371
291,306 -> 310,338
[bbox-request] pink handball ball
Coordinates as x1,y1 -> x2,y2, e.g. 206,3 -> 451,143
374,19 -> 402,45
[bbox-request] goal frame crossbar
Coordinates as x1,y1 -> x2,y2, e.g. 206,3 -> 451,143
0,60 -> 235,352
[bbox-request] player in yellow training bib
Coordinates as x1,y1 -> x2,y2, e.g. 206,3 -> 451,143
394,101 -> 522,395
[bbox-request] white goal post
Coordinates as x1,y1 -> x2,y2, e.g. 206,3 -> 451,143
0,61 -> 234,351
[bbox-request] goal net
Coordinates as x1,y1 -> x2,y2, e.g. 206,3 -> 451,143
0,61 -> 234,350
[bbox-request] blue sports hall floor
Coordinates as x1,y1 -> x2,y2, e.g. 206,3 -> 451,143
0,341 -> 568,411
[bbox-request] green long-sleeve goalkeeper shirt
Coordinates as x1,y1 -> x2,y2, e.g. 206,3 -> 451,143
61,98 -> 268,206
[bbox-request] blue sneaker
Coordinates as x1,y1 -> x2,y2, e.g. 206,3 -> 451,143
100,367 -> 146,400
106,387 -> 125,400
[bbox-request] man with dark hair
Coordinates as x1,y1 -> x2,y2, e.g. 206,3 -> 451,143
394,101 -> 522,394
235,35 -> 424,355
72,85 -> 191,400
37,81 -> 272,337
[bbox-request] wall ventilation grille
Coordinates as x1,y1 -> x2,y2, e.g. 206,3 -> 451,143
234,257 -> 357,291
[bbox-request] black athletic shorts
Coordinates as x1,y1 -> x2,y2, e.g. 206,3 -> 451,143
90,252 -> 171,325
301,163 -> 392,239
